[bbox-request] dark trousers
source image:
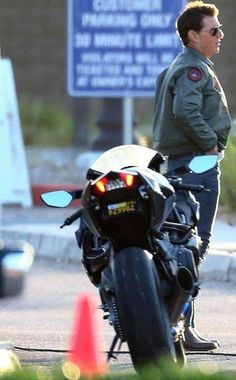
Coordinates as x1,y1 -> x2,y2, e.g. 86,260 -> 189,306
167,154 -> 221,328
167,154 -> 221,257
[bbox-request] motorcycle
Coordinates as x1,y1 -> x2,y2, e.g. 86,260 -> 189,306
0,239 -> 34,298
0,238 -> 34,372
40,145 -> 218,369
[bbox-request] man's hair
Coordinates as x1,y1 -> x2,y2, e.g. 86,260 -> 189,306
176,1 -> 219,46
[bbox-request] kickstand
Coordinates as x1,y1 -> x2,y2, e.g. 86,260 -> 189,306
107,334 -> 122,361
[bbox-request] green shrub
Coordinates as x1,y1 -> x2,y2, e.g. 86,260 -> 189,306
19,98 -> 73,147
1,364 -> 236,380
220,133 -> 236,210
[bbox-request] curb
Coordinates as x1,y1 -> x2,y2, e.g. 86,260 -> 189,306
0,224 -> 82,264
1,223 -> 236,282
199,249 -> 236,283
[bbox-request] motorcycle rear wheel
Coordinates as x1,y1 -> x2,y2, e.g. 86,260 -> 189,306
112,247 -> 176,369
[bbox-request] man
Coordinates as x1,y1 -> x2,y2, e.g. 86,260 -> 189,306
153,1 -> 232,351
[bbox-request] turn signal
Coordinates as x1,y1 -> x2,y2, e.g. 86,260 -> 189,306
95,179 -> 107,193
123,174 -> 134,187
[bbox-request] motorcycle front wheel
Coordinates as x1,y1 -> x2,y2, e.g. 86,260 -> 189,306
112,247 -> 176,369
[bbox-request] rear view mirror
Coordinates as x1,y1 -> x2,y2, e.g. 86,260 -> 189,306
41,190 -> 73,207
0,240 -> 34,297
188,155 -> 218,174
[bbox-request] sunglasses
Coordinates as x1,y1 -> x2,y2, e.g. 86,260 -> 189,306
208,25 -> 223,36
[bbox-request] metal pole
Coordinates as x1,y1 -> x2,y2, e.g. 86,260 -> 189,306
122,97 -> 133,145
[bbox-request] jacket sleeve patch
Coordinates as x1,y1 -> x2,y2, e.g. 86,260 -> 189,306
187,67 -> 202,82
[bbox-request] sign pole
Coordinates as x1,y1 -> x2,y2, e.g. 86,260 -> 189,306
68,1 -> 186,98
68,1 -> 187,149
122,97 -> 133,145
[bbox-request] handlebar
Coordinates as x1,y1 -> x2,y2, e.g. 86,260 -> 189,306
169,177 -> 210,193
174,182 -> 209,192
60,209 -> 83,228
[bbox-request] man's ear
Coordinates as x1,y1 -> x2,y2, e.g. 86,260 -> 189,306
188,29 -> 199,43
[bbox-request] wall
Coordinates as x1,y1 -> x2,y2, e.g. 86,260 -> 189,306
0,0 -> 68,104
0,0 -> 235,117
209,0 -> 236,116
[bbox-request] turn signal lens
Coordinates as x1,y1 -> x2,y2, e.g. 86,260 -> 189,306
95,179 -> 107,193
124,174 -> 134,187
94,173 -> 136,193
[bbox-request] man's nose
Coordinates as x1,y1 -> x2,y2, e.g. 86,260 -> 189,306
219,29 -> 224,38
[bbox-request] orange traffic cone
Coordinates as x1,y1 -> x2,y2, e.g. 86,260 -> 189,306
65,293 -> 107,379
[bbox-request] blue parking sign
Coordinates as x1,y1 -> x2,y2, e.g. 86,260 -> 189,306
67,0 -> 186,97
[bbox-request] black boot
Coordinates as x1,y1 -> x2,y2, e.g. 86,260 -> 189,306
192,327 -> 220,346
184,300 -> 220,351
184,326 -> 219,351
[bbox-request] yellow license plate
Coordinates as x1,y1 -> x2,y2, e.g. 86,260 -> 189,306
106,200 -> 137,217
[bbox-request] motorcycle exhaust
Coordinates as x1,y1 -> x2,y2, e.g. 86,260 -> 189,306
167,266 -> 194,324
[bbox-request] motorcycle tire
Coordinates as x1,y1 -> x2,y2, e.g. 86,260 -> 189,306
112,247 -> 176,369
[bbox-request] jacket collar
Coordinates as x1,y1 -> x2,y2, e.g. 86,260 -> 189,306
183,47 -> 214,68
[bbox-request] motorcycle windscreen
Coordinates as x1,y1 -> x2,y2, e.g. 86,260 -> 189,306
90,144 -> 158,174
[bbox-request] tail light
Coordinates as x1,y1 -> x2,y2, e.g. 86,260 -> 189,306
95,178 -> 107,193
121,173 -> 134,186
94,172 -> 136,194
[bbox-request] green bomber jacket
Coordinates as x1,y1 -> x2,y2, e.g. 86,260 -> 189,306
153,47 -> 232,156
